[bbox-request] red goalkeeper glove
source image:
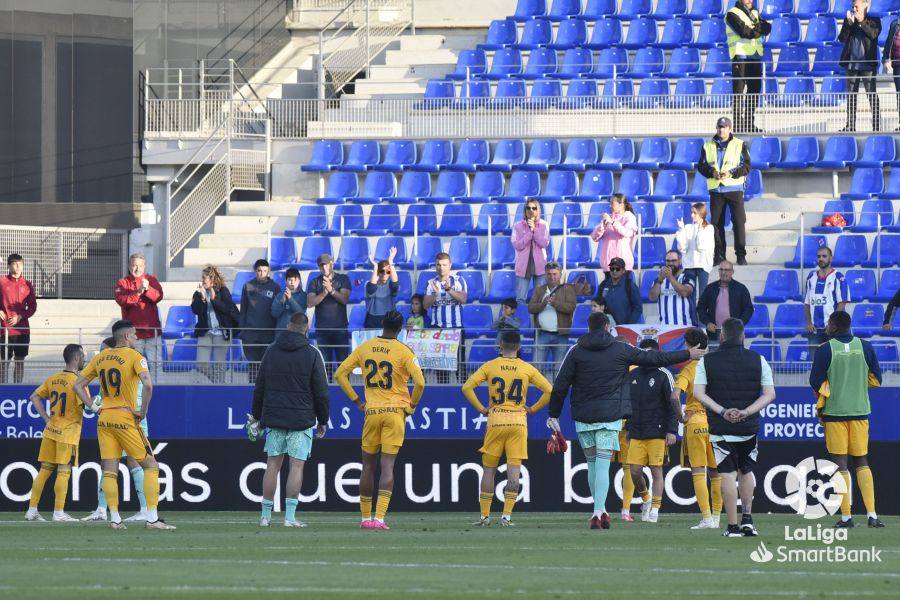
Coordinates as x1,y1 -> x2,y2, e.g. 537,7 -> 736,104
547,430 -> 568,455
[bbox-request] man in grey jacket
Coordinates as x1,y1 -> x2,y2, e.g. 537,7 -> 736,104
272,268 -> 307,332
240,258 -> 281,382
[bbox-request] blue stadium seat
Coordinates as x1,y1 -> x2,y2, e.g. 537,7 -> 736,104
632,201 -> 658,231
871,340 -> 899,364
863,235 -> 900,268
571,169 -> 614,201
447,49 -> 487,80
847,199 -> 895,232
755,269 -> 801,302
392,171 -> 432,204
549,201 -> 583,234
473,203 -> 512,235
574,201 -> 611,234
373,236 -> 407,265
483,270 -> 518,302
766,16 -> 801,48
554,236 -> 593,268
749,137 -> 782,170
664,47 -> 701,77
358,204 -> 402,235
480,139 -> 526,172
695,16 -> 726,48
656,16 -> 693,48
841,167 -> 884,200
869,0 -> 899,17
647,201 -> 691,234
462,304 -> 493,337
458,271 -> 486,302
852,304 -> 885,337
646,170 -> 688,203
518,139 -> 562,171
626,47 -> 665,78
480,18 -> 518,50
494,170 -> 540,204
548,0 -> 583,20
483,48 -> 523,79
652,0 -> 687,20
462,170 -> 506,204
639,269 -> 659,301
705,77 -> 733,108
346,270 -> 370,304
614,0 -> 652,20
598,79 -> 635,108
831,234 -> 869,267
164,338 -> 197,373
555,138 -> 599,171
356,171 -> 397,204
268,237 -> 297,270
422,79 -> 455,107
881,172 -> 900,200
687,0 -> 722,20
514,0 -> 547,21
472,237 -> 517,269
761,0 -> 794,18
550,17 -> 588,49
810,199 -> 855,233
563,79 -> 599,108
745,169 -> 764,200
773,46 -> 810,76
632,137 -> 673,170
795,0 -> 829,18
773,304 -> 807,338
784,234 -> 827,268
493,79 -> 527,108
814,135 -> 857,169
855,135 -> 897,168
302,140 -> 344,172
568,304 -> 593,336
845,269 -> 877,302
456,80 -> 491,108
370,140 -> 416,171
810,44 -> 843,75
231,271 -> 254,303
699,46 -> 731,77
297,237 -> 332,270
568,270 -> 599,300
334,140 -> 380,172
774,77 -> 816,107
818,75 -> 847,106
681,171 -> 711,202
449,237 -> 481,267
337,237 -> 370,269
636,79 -> 670,108
525,79 -> 563,107
425,171 -> 468,205
782,340 -> 815,370
773,136 -> 819,169
347,304 -> 369,330
514,18 -> 553,49
744,304 -> 771,337
590,47 -> 629,78
438,204 -> 475,235
666,137 -> 704,170
595,138 -> 636,171
636,236 -> 667,268
536,170 -> 578,203
875,269 -> 900,301
401,238 -> 443,270
580,0 -> 617,19
623,17 -> 658,48
617,169 -> 652,200
469,340 -> 500,364
557,47 -> 594,79
318,171 -> 359,204
415,270 -> 438,295
162,306 -> 195,340
444,139 -> 488,171
800,16 -> 837,47
285,204 -> 327,236
585,18 -> 623,49
749,340 -> 783,363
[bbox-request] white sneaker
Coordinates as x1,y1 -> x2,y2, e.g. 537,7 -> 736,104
81,508 -> 107,522
640,500 -> 653,522
472,516 -> 491,527
124,511 -> 150,522
691,517 -> 718,530
259,517 -> 270,527
25,509 -> 45,522
284,520 -> 307,528
52,512 -> 78,522
500,517 -> 515,527
647,509 -> 659,523
712,515 -> 721,529
145,519 -> 177,530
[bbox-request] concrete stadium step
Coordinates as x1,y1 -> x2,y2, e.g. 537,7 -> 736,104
228,201 -> 305,217
383,48 -> 458,67
352,80 -> 426,96
183,247 -> 266,268
165,266 -> 246,284
200,234 -> 270,249
395,35 -> 448,52
366,64 -> 453,81
212,215 -> 281,234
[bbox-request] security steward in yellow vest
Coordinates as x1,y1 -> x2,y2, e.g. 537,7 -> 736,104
696,117 -> 752,267
725,0 -> 771,133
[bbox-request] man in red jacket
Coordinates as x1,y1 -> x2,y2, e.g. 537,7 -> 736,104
0,253 -> 37,383
114,253 -> 163,373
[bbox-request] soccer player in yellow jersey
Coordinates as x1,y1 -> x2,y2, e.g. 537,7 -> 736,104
463,331 -> 551,527
671,328 -> 722,530
74,319 -> 174,530
24,344 -> 90,522
335,311 -> 425,530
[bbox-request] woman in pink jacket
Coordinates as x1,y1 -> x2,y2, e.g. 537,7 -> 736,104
590,193 -> 639,276
511,199 -> 550,303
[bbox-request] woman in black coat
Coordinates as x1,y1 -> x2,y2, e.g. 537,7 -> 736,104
191,265 -> 240,382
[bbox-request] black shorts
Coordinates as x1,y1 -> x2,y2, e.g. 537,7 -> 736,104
711,436 -> 758,475
1,333 -> 30,359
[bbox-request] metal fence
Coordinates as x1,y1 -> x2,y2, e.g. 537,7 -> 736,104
0,226 -> 128,299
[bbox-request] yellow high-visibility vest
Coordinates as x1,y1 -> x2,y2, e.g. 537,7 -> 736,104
703,138 -> 746,190
725,7 -> 764,59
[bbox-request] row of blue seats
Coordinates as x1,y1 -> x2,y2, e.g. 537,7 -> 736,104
304,136 -> 895,175
756,268 -> 899,303
814,198 -> 900,233
743,302 -> 900,338
787,234 -> 900,268
748,338 -> 900,367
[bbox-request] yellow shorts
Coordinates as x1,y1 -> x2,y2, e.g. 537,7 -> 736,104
480,423 -> 527,467
627,438 -> 667,467
362,407 -> 407,455
97,409 -> 152,462
825,419 -> 869,457
38,437 -> 78,466
680,420 -> 716,468
614,429 -> 629,463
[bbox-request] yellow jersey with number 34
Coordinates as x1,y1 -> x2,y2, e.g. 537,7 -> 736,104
335,337 -> 425,409
34,370 -> 83,444
80,347 -> 148,412
463,357 -> 552,426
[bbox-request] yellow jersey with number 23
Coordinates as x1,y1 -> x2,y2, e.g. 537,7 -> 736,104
335,337 -> 425,409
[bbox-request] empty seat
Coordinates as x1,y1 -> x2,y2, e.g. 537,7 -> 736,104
595,138 -> 636,171
755,269 -> 802,302
766,16 -> 801,48
535,170 -> 579,203
881,172 -> 900,200
427,171 -> 469,205
484,270 -> 518,302
302,140 -> 344,172
868,0 -> 897,16
664,47 -> 701,77
574,200 -> 612,234
571,169 -> 615,201
784,234 -> 827,268
647,201 -> 692,233
484,48 -> 523,79
514,0 -> 547,21
775,77 -> 816,107
687,0 -> 722,20
810,43 -> 843,75
462,170 -> 506,204
814,135 -> 857,169
346,270 -> 371,304
357,204 -> 401,235
371,140 -> 416,172
319,204 -> 363,236
614,0 -> 652,20
518,139 -> 562,171
457,80 -> 491,107
783,340 -> 815,369
285,205 -> 327,237
297,237 -> 331,270
800,16 -> 837,47
554,236 -> 593,268
563,79 -> 599,108
847,199 -> 895,233
473,203 -> 512,234
415,269 -> 438,295
548,0 -> 583,21
318,171 -> 359,204
557,47 -> 594,79
852,304 -> 886,337
472,237 -> 517,269
761,0 -> 794,18
773,136 -> 819,169
458,270 -> 486,302
656,16 -> 693,48
636,79 -> 671,108
874,269 -> 900,301
871,340 -> 899,364
373,236 -> 408,265
526,79 -> 563,107
549,201 -> 584,234
356,171 -> 397,204
795,0 -> 829,18
519,49 -> 559,80
392,171 -> 432,204
444,139 -> 489,172
636,236 -> 667,268
449,237 -> 481,267
480,18 -> 518,50
410,140 -> 453,172
631,201 -> 658,230
749,137 -> 782,170
831,234 -> 869,267
402,237 -> 443,269
462,304 -> 493,337
617,169 -> 652,200
639,269 -> 659,300
744,169 -> 764,200
623,17 -> 658,48
749,340 -> 783,363
855,135 -> 897,168
334,140 -> 380,172
164,338 -> 197,373
556,138 -> 599,171
448,49 -> 487,80
744,304 -> 771,337
695,16 -> 726,48
845,268 -> 877,302
773,304 -> 807,338
590,47 -> 629,78
652,0 -> 688,20
626,47 -> 665,78
162,306 -> 196,340
493,79 -> 528,107
829,0 -> 853,17
646,170 -> 688,203
632,137 -> 673,170
437,204 -> 475,234
840,168 -> 884,200
585,18 -> 623,49
863,235 -> 900,268
598,78 -> 635,108
810,199 -> 855,233
336,237 -> 370,269
515,18 -> 553,49
495,170 -> 540,204
423,79 -> 455,107
667,137 -> 704,170
480,139 -> 526,172
773,46 -> 810,76
682,171 -> 711,202
550,17 -> 588,49
700,47 -> 731,77
469,341 -> 500,364
581,0 -> 618,19
705,76 -> 733,108
397,204 -> 438,237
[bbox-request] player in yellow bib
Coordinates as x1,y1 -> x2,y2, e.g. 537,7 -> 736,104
463,331 -> 551,527
671,328 -> 722,530
74,319 -> 174,530
335,311 -> 425,530
24,345 -> 91,522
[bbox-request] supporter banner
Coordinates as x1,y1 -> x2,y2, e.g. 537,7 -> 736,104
614,324 -> 691,353
1,439 -> 897,513
1,386 -> 898,441
351,329 -> 461,371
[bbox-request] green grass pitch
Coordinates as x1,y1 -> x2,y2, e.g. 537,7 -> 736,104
0,512 -> 897,598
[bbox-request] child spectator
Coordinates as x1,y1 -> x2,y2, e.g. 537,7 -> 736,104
492,298 -> 522,333
407,293 -> 431,330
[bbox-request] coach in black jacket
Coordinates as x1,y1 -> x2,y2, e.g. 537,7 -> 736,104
696,261 -> 754,340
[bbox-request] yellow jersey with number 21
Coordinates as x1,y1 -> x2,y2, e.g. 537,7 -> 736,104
34,370 -> 83,445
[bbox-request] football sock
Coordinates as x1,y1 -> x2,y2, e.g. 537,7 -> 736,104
592,452 -> 611,516
710,476 -> 723,516
586,458 -> 597,499
375,490 -> 392,521
285,498 -> 299,522
29,464 -> 53,509
479,492 -> 493,519
741,512 -> 753,524
502,489 -> 517,518
102,471 -> 120,518
53,469 -> 71,512
651,496 -> 662,510
856,466 -> 876,515
360,495 -> 373,520
839,470 -> 852,518
693,473 -> 711,518
261,499 -> 274,520
131,466 -> 147,511
640,489 -> 651,503
622,468 -> 635,513
97,481 -> 108,511
143,467 -> 160,514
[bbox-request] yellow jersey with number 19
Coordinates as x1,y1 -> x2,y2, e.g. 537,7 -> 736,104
80,347 -> 148,412
34,371 -> 83,445
462,357 -> 552,426
335,337 -> 425,409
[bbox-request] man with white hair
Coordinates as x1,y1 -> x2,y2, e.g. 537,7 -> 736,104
114,253 -> 163,373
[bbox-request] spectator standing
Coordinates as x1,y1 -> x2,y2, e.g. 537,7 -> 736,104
697,117 -> 751,266
307,253 -> 352,380
511,200 -> 550,304
590,194 -> 639,276
191,265 -> 240,383
883,17 -> 900,132
424,252 -> 468,382
364,248 -> 399,329
648,251 -> 697,326
594,257 -> 642,326
0,253 -> 36,383
676,203 -> 716,306
271,268 -> 307,332
839,0 -> 882,132
240,259 -> 281,382
407,293 -> 430,330
696,261 -> 754,341
492,298 -> 521,335
804,247 -> 849,345
114,253 -> 163,373
528,261 -> 576,374
693,318 -> 776,538
724,0 -> 771,132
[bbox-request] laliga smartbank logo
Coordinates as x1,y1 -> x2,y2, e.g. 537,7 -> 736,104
784,456 -> 846,519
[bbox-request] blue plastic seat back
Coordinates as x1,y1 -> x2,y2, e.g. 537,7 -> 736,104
454,140 -> 489,169
507,170 -> 542,197
745,304 -> 771,336
476,203 -> 511,232
618,0 -> 652,19
345,140 -> 380,169
438,204 -> 474,234
821,135 -> 858,164
811,44 -> 843,75
636,137 -> 673,165
490,139 -> 527,168
774,46 -> 811,75
860,135 -> 897,165
373,236 -> 407,264
657,201 -> 692,230
452,49 -> 487,78
796,0 -> 829,17
323,172 -> 359,199
496,79 -> 527,100
559,48 -> 594,77
599,138 -> 636,166
329,204 -> 364,232
670,137 -> 704,168
665,47 -> 700,76
780,136 -> 819,165
525,139 -> 562,167
688,0 -> 723,19
337,237 -> 370,268
550,202 -> 584,232
518,18 -> 553,48
695,16 -> 726,47
759,269 -> 800,301
380,140 -> 416,169
543,170 -> 579,197
293,205 -> 327,232
562,138 -> 599,166
409,239 -> 443,269
515,0 -> 548,20
530,79 -> 563,100
654,170 -> 688,197
231,271 -> 255,303
434,171 -> 469,199
848,168 -> 885,196
749,340 -> 783,363
402,204 -> 438,233
583,0 -> 617,19
701,47 -> 731,77
623,17 -> 658,47
653,0 -> 688,20
458,271 -> 486,302
472,170 -> 506,197
750,137 -> 782,166
365,204 -> 401,231
632,201 -> 657,229
486,270 -> 518,300
618,169 -> 652,197
299,237 -> 332,269
163,306 -> 196,339
489,48 -> 523,77
483,19 -> 518,48
449,237 -> 481,266
845,269 -> 876,301
555,236 -> 592,267
804,16 -> 837,44
774,305 -> 808,336
588,18 -> 622,47
631,47 -> 665,76
833,234 -> 869,265
580,170 -> 615,197
415,140 -> 453,170
361,172 -> 396,199
397,171 -> 431,199
594,47 -> 629,78
306,140 -> 344,170
552,18 -> 588,48
548,0 -> 583,20
761,0 -> 794,18
767,16 -> 801,46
